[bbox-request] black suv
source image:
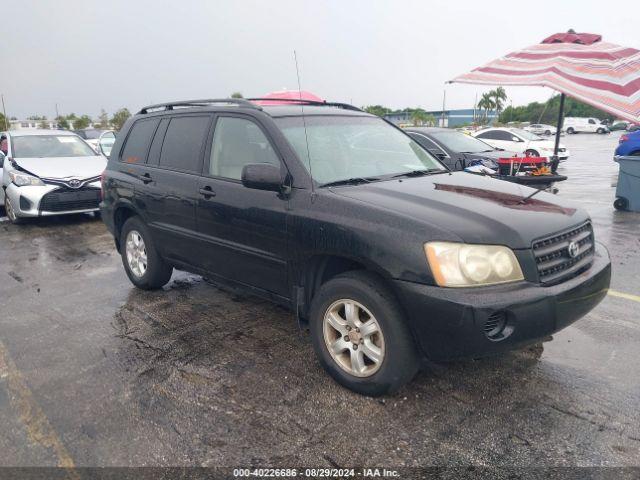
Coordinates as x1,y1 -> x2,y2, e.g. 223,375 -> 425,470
101,98 -> 611,396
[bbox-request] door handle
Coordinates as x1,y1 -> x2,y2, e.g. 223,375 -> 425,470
199,186 -> 216,198
138,173 -> 153,184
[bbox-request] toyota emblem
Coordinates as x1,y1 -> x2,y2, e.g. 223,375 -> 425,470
567,241 -> 579,258
68,179 -> 81,188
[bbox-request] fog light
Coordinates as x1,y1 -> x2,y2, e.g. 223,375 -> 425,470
484,312 -> 507,340
19,196 -> 32,211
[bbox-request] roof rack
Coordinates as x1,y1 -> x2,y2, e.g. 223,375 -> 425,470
247,98 -> 364,113
138,98 -> 261,114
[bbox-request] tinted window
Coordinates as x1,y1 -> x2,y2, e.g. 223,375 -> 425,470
120,119 -> 159,164
495,131 -> 516,141
159,115 -> 211,172
209,117 -> 280,180
409,133 -> 447,156
476,130 -> 499,140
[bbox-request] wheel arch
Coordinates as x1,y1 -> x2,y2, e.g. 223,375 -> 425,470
112,201 -> 141,251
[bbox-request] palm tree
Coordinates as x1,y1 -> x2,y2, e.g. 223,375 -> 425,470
492,87 -> 508,116
477,93 -> 495,123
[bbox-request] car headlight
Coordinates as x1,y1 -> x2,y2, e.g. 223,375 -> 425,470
424,242 -> 524,287
9,171 -> 45,187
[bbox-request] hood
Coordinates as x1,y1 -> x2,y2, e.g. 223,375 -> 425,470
12,156 -> 106,180
331,172 -> 588,249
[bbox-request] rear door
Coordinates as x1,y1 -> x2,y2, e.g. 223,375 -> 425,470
195,114 -> 290,298
143,114 -> 213,266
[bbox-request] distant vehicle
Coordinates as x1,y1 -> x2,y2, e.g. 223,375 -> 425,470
524,124 -> 558,136
473,127 -> 570,161
563,117 -> 609,134
628,124 -> 640,132
74,128 -> 114,152
406,127 -> 519,171
1,130 -> 106,223
609,121 -> 630,132
615,131 -> 640,156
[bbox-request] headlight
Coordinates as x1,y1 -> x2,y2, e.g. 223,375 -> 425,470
424,242 -> 524,287
9,171 -> 45,187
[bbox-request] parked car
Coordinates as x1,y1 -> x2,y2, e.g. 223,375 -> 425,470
524,124 -> 557,136
405,127 -> 519,171
615,131 -> 640,156
473,127 -> 570,161
101,98 -> 611,396
1,130 -> 106,223
74,128 -> 115,153
609,121 -> 630,132
628,124 -> 640,132
563,117 -> 609,134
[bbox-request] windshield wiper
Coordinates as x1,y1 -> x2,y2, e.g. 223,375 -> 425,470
320,177 -> 380,188
391,169 -> 447,179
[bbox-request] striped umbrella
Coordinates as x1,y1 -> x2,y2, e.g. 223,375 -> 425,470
450,31 -> 640,159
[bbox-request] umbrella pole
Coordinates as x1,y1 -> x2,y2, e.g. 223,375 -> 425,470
552,93 -> 566,173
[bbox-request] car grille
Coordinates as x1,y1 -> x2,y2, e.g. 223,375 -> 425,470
39,187 -> 101,213
533,222 -> 595,286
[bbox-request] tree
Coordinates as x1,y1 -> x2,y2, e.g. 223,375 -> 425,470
498,95 -> 615,125
97,109 -> 109,129
410,109 -> 431,126
56,116 -> 70,130
230,92 -> 244,98
363,105 -> 392,117
0,113 -> 9,130
39,117 -> 49,129
74,115 -> 92,130
477,93 -> 495,123
111,108 -> 131,131
492,87 -> 508,115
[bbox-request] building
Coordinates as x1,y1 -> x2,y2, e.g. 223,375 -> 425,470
384,108 -> 499,128
9,119 -> 59,130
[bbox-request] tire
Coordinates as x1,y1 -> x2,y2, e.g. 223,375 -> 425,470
120,216 -> 173,289
566,127 -> 575,134
525,149 -> 540,157
545,130 -> 551,136
614,197 -> 628,211
597,128 -> 605,134
308,270 -> 419,396
4,195 -> 25,224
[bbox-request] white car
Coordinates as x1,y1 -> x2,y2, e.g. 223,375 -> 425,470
472,127 -> 570,161
1,130 -> 107,223
563,117 -> 609,134
524,124 -> 558,136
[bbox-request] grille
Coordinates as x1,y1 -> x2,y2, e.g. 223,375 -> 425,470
39,187 -> 101,213
533,222 -> 595,286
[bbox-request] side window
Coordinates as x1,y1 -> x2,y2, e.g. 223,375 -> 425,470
209,117 -> 280,180
409,134 -> 446,157
495,131 -> 516,141
588,119 -> 596,124
159,115 -> 211,172
477,131 -> 497,140
120,119 -> 160,164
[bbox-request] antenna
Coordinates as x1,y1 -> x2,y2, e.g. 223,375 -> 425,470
294,50 -> 314,192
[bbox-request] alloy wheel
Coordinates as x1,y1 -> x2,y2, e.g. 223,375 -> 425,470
322,299 -> 385,378
125,230 -> 148,278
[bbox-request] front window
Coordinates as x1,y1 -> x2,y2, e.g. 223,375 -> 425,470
429,130 -> 494,154
12,135 -> 97,158
275,116 -> 444,185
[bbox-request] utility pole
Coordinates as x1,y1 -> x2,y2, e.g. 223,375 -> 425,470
441,88 -> 447,128
1,94 -> 8,130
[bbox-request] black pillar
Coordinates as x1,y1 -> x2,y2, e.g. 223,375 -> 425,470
552,93 -> 566,173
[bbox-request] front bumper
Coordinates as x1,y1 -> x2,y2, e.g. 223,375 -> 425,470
5,182 -> 101,217
393,242 -> 611,361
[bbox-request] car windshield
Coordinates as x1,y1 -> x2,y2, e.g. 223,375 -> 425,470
275,115 -> 445,185
81,130 -> 104,139
12,135 -> 97,158
510,128 -> 543,141
429,130 -> 495,153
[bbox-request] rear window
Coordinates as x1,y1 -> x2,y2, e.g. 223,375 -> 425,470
159,115 -> 210,172
120,119 -> 159,164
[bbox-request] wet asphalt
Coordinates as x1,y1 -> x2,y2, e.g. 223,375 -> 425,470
0,133 -> 639,469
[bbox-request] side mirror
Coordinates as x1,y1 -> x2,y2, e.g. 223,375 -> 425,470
241,163 -> 283,192
98,131 -> 116,157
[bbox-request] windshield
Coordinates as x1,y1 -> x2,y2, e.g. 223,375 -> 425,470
275,116 -> 445,184
510,128 -> 543,141
12,135 -> 96,158
429,130 -> 495,153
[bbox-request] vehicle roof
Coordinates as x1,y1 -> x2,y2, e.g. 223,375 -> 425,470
7,129 -> 78,137
262,105 -> 371,118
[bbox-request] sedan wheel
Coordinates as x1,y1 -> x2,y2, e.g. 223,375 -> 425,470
4,195 -> 23,224
323,299 -> 385,378
125,230 -> 148,278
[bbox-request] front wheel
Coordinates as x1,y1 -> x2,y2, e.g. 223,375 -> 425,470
120,216 -> 173,289
309,271 -> 419,396
545,130 -> 551,136
597,128 -> 605,134
525,149 -> 540,157
566,127 -> 575,134
4,195 -> 25,224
